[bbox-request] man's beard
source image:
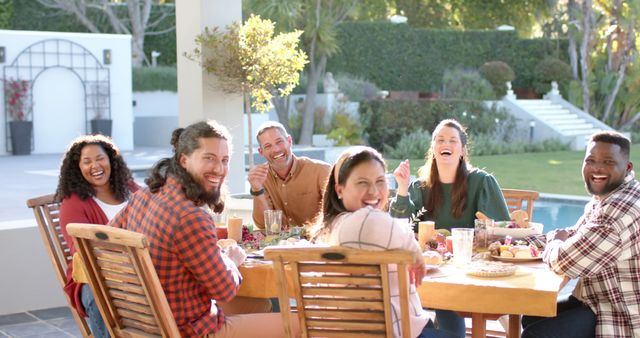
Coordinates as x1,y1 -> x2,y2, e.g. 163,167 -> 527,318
196,184 -> 221,205
178,167 -> 222,206
585,178 -> 623,197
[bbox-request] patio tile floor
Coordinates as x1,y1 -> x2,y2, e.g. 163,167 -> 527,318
0,307 -> 80,338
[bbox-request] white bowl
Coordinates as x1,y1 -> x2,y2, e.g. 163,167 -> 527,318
487,222 -> 543,238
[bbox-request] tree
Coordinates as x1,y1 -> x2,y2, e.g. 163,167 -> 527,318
247,0 -> 358,145
35,0 -> 175,66
187,15 -> 307,168
578,0 -> 595,115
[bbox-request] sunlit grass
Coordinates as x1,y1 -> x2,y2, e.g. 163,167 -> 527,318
386,146 -> 640,196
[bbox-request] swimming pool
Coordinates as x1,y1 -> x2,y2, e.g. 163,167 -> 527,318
532,197 -> 588,233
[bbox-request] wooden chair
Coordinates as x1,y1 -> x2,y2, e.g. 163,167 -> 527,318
501,189 -> 540,220
66,223 -> 180,338
26,194 -> 93,338
264,245 -> 414,338
455,188 -> 541,338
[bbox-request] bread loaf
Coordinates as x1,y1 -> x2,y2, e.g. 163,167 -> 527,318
422,250 -> 443,265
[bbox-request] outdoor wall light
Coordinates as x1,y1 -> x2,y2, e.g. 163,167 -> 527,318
0,47 -> 5,63
529,120 -> 536,144
103,49 -> 111,65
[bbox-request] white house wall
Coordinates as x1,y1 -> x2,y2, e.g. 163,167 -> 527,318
0,30 -> 133,155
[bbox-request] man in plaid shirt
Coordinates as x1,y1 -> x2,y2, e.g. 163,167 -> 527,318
111,120 -> 298,337
522,131 -> 640,338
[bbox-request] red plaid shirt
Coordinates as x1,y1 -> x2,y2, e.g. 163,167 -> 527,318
544,172 -> 640,337
111,175 -> 241,337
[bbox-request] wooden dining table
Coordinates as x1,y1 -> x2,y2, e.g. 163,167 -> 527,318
238,258 -> 566,338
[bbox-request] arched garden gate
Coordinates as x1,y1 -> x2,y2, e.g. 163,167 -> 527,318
3,39 -> 111,153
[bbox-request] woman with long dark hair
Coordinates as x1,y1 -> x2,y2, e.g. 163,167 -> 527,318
56,134 -> 138,338
390,119 -> 509,336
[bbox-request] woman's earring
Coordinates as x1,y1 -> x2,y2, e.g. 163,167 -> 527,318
338,195 -> 342,199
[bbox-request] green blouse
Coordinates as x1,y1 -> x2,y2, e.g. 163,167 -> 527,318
389,169 -> 510,231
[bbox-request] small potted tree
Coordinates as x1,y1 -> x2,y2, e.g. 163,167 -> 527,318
89,82 -> 112,136
4,78 -> 33,155
186,15 -> 307,168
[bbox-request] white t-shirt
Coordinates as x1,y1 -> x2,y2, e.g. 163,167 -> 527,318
93,197 -> 128,221
327,207 -> 432,338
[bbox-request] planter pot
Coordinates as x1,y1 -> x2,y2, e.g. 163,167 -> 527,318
91,119 -> 112,137
9,121 -> 33,155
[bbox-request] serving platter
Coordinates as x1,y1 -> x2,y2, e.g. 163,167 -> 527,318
465,261 -> 517,277
490,255 -> 542,262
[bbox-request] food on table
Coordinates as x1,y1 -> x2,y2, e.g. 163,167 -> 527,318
436,228 -> 451,237
422,250 -> 443,265
510,210 -> 530,228
475,211 -> 490,221
488,239 -> 540,259
217,238 -> 237,249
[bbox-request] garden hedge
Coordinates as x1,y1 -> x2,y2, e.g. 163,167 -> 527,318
327,22 -> 568,92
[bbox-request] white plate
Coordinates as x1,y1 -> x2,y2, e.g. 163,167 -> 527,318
487,222 -> 543,238
491,255 -> 542,262
465,261 -> 517,277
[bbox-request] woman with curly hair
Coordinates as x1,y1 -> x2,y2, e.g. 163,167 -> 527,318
55,134 -> 139,338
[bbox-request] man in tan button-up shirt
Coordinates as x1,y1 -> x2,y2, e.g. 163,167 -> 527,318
248,121 -> 331,229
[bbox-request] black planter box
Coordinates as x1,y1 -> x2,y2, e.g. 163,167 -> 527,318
9,121 -> 33,155
91,119 -> 112,137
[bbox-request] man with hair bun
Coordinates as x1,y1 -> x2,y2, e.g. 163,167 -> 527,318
111,120 -> 299,337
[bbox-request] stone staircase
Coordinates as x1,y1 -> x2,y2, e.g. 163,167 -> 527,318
501,94 -> 615,150
515,99 -> 602,138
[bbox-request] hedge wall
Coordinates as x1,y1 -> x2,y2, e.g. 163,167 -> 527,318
359,99 -> 511,151
327,22 -> 568,91
9,0 -> 176,65
132,66 -> 177,92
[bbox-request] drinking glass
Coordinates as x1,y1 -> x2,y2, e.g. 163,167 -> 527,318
451,228 -> 474,265
211,212 -> 226,227
227,216 -> 243,242
473,219 -> 493,249
212,213 -> 227,239
418,221 -> 436,251
264,210 -> 283,236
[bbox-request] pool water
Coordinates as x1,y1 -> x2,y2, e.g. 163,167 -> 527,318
532,199 -> 588,233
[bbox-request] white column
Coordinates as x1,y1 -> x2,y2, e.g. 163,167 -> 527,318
176,1 -> 245,194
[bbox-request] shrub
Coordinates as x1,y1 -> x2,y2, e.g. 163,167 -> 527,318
442,69 -> 494,100
469,134 -> 570,156
288,106 -> 330,143
334,73 -> 380,102
132,66 -> 177,92
326,113 -> 363,146
479,61 -> 515,97
383,129 -> 431,160
630,130 -> 640,144
533,57 -> 572,95
359,99 -> 512,151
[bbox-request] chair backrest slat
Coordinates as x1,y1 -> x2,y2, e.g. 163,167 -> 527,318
67,223 -> 180,338
26,194 -> 93,337
265,246 -> 414,338
501,188 -> 540,220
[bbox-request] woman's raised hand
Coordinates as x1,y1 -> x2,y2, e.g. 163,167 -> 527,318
393,159 -> 411,196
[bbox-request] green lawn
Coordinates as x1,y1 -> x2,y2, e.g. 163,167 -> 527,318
386,147 -> 640,196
